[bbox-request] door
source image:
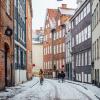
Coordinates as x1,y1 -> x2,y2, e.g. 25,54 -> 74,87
5,43 -> 11,86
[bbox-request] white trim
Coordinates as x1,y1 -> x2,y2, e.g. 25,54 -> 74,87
15,40 -> 26,51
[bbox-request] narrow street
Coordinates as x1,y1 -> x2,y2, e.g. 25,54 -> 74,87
0,77 -> 99,100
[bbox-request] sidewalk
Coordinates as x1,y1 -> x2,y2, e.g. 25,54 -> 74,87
0,77 -> 39,100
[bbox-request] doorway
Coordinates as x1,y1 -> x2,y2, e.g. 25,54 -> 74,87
4,43 -> 11,86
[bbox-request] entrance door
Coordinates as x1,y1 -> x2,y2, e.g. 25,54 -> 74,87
21,51 -> 23,68
5,43 -> 11,86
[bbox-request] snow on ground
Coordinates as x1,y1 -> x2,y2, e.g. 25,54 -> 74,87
65,80 -> 100,99
0,77 -> 39,100
0,77 -> 100,100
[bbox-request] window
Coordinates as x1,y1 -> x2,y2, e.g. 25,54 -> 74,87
14,20 -> 17,34
71,21 -> 74,28
63,43 -> 65,52
6,0 -> 11,15
85,52 -> 88,66
83,7 -> 87,17
87,3 -> 90,14
97,39 -> 99,59
72,37 -> 74,47
88,25 -> 91,38
62,29 -> 65,37
82,30 -> 84,42
79,14 -> 81,23
81,11 -> 84,20
15,47 -> 17,63
88,50 -> 91,65
82,53 -> 84,66
84,27 -> 88,41
14,0 -> 16,6
18,48 -> 20,64
23,31 -> 25,42
92,2 -> 100,30
76,54 -> 78,66
23,51 -> 25,65
79,32 -> 81,44
76,34 -> 79,45
18,24 -> 20,39
79,54 -> 81,66
76,16 -> 78,25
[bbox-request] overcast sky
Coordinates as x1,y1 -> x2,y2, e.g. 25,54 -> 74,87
32,0 -> 77,30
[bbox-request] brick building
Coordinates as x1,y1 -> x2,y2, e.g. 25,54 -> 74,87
43,4 -> 74,77
26,0 -> 33,80
0,0 -> 14,90
71,0 -> 92,83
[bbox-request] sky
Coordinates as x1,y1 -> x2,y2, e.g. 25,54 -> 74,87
32,0 -> 77,30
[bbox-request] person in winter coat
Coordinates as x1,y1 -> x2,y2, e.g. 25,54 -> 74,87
60,71 -> 65,83
58,71 -> 61,82
39,69 -> 44,85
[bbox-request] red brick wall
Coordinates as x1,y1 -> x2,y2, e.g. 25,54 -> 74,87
26,0 -> 33,80
43,8 -> 71,73
0,0 -> 14,90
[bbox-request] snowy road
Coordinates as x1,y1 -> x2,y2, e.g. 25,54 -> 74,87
8,78 -> 98,100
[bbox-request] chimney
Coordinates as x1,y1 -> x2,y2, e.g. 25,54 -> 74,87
62,4 -> 67,9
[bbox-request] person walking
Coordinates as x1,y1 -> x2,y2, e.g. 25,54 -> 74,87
61,71 -> 65,83
58,71 -> 61,82
39,69 -> 44,85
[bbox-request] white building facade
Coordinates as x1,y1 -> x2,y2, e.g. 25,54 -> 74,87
92,0 -> 100,87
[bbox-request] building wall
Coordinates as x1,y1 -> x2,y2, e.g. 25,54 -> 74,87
26,0 -> 33,80
43,6 -> 73,77
43,9 -> 65,74
14,0 -> 27,84
0,0 -> 14,90
71,0 -> 92,83
32,44 -> 43,75
92,0 -> 100,86
65,21 -> 73,80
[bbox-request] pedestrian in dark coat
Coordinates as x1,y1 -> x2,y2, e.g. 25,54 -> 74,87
61,71 -> 65,83
58,71 -> 61,82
